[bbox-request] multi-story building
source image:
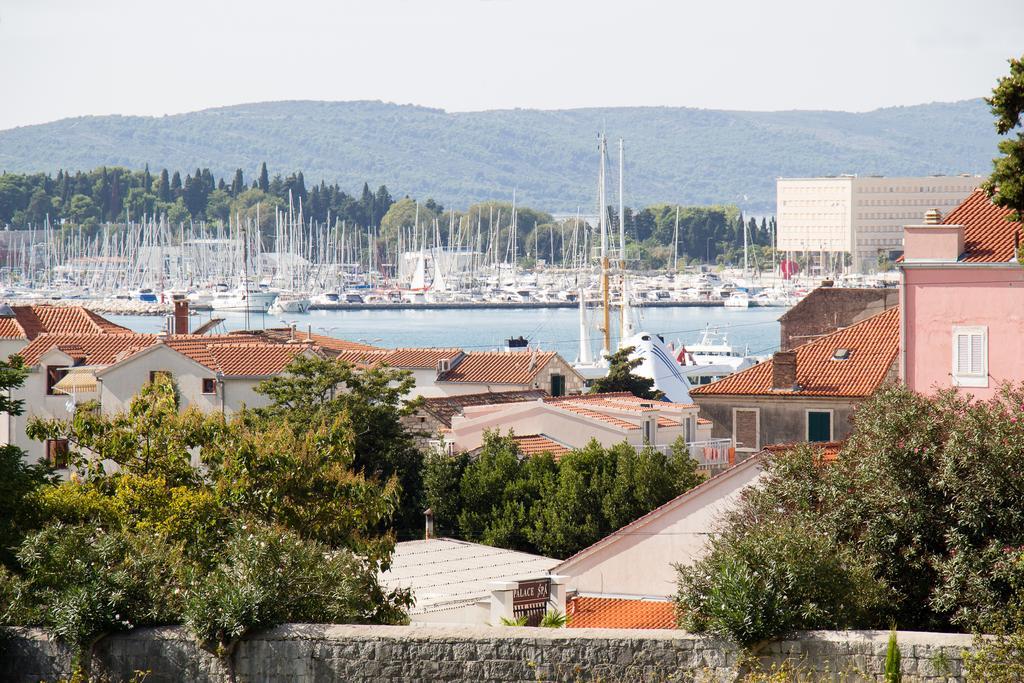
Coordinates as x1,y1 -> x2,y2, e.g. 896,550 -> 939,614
900,190 -> 1024,400
776,175 -> 981,273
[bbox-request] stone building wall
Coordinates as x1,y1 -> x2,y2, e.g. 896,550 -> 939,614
2,624 -> 975,683
779,287 -> 900,352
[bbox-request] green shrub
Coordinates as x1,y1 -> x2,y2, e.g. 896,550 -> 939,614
182,523 -> 409,656
676,517 -> 889,647
540,610 -> 567,628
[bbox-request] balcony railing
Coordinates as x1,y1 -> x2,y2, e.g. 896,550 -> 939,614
639,438 -> 734,470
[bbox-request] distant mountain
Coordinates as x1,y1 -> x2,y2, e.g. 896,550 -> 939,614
0,99 -> 999,212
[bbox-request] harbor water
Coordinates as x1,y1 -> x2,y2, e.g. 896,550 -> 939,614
106,305 -> 786,360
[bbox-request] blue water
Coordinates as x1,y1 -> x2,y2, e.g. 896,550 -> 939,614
107,305 -> 785,360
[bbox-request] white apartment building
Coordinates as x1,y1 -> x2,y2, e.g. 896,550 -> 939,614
776,175 -> 981,273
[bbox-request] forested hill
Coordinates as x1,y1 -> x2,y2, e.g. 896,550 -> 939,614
0,99 -> 997,212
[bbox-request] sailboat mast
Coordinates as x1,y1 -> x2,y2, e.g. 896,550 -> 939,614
618,138 -> 626,335
598,134 -> 611,356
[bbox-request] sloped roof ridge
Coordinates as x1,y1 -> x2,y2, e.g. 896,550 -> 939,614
690,305 -> 899,398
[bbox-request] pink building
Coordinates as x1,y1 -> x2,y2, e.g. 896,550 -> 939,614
900,190 -> 1024,399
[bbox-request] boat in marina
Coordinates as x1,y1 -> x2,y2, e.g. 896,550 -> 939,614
672,324 -> 760,386
723,291 -> 750,308
210,283 -> 278,312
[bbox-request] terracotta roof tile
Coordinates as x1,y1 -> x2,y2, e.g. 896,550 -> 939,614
944,189 -> 1022,263
762,440 -> 845,462
19,333 -> 156,366
567,596 -> 677,630
384,348 -> 462,369
438,350 -> 558,384
0,305 -> 130,340
418,390 -> 549,428
239,328 -> 379,352
511,434 -> 571,459
691,307 -> 899,398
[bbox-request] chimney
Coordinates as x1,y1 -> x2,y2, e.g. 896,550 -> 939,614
771,351 -> 798,391
903,208 -> 963,263
172,295 -> 189,335
424,508 -> 435,540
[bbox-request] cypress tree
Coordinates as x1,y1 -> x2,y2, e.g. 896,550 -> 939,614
157,169 -> 170,202
231,169 -> 244,196
258,162 -> 270,192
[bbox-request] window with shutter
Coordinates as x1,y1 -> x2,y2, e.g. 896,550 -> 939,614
807,410 -> 832,442
952,326 -> 988,388
733,408 -> 759,451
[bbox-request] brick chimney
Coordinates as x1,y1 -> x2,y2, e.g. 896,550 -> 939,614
771,351 -> 798,391
172,296 -> 189,335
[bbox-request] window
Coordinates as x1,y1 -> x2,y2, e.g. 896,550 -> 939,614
46,438 -> 69,468
550,374 -> 566,397
46,366 -> 69,395
807,410 -> 833,442
952,326 -> 988,387
733,408 -> 760,452
642,418 -> 654,444
202,378 -> 216,395
149,370 -> 172,384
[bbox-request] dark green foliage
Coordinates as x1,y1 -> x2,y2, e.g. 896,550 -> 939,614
0,163 -> 391,230
0,99 -> 996,212
984,55 -> 1024,222
0,356 -> 51,570
677,515 -> 889,647
182,523 -> 409,656
426,431 -> 704,558
588,347 -> 661,400
677,384 -> 1024,645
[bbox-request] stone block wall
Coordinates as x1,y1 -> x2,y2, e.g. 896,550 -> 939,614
1,624 -> 975,682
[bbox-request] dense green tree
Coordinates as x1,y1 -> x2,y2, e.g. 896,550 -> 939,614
253,354 -> 425,538
587,346 -> 661,401
677,383 -> 1024,645
257,161 -> 270,192
984,54 -> 1024,223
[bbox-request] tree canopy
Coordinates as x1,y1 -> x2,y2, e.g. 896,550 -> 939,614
985,54 -> 1024,223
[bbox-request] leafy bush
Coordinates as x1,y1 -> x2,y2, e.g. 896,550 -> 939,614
677,383 -> 1024,644
5,524 -> 183,662
884,629 -> 901,683
677,517 -> 889,647
183,523 -> 409,655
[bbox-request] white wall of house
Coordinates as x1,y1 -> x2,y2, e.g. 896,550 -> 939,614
448,400 -> 696,453
8,348 -> 86,465
0,338 -> 28,360
555,457 -> 764,599
98,345 -> 273,416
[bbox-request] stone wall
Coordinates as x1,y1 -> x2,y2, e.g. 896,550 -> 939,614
1,624 -> 975,682
778,287 -> 900,352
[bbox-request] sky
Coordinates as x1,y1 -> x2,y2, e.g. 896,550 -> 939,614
1,0 -> 1022,131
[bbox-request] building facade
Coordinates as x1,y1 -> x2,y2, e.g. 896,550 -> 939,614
900,191 -> 1024,400
691,306 -> 899,452
777,175 -> 981,273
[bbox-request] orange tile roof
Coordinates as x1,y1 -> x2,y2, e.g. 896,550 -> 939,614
762,440 -> 845,462
944,189 -> 1022,263
512,434 -> 571,459
239,328 -> 379,352
547,399 -> 640,430
22,332 -> 309,377
691,306 -> 899,398
0,305 -> 130,340
19,333 -> 156,366
567,596 -> 677,630
438,350 -> 558,384
384,348 -> 462,369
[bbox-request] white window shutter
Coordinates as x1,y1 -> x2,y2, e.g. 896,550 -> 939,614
956,334 -> 970,375
970,334 -> 984,375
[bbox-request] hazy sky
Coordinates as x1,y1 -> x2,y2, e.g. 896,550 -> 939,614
1,0 -> 1022,130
